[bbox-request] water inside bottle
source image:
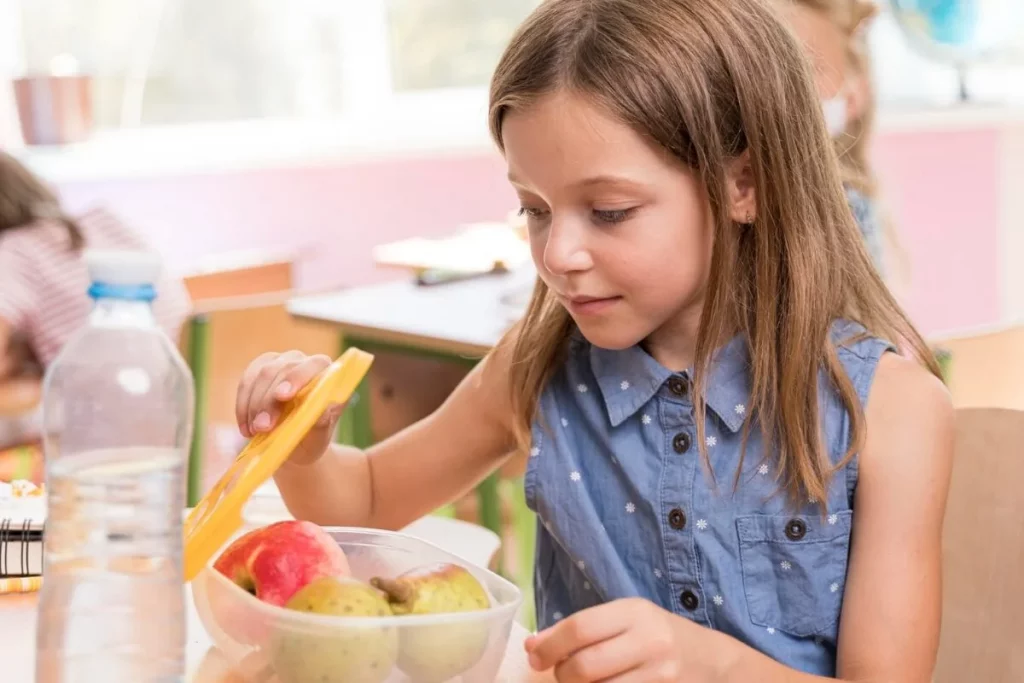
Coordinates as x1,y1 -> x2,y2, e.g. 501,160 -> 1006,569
35,447 -> 186,683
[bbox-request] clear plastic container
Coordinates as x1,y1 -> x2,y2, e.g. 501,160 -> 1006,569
192,525 -> 523,683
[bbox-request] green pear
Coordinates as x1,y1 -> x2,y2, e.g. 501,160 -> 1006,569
270,576 -> 399,683
371,562 -> 492,683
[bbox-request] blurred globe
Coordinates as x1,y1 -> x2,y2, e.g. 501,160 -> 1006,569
890,0 -> 1024,63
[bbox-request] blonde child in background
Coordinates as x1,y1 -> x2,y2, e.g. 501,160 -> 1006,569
780,0 -> 907,287
236,0 -> 952,680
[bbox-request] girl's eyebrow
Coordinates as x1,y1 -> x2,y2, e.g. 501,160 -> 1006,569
573,174 -> 648,191
506,173 -> 648,191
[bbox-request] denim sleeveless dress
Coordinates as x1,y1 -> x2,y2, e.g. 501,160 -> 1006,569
524,319 -> 895,676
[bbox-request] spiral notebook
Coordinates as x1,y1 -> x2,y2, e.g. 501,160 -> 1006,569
0,518 -> 43,578
0,480 -> 45,579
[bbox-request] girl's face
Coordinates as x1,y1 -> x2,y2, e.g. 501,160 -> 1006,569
502,90 -> 751,361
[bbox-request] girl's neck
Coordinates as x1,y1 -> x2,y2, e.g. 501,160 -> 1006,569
641,298 -> 739,373
641,305 -> 704,373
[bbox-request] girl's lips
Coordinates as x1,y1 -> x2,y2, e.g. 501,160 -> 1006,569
565,295 -> 622,315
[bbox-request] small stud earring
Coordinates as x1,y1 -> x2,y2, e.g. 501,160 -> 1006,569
745,212 -> 754,224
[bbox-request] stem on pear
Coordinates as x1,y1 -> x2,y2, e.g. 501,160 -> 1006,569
370,577 -> 413,604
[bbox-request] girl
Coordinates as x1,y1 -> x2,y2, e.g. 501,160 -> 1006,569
0,150 -> 193,374
236,0 -> 953,680
780,0 -> 903,282
0,150 -> 192,478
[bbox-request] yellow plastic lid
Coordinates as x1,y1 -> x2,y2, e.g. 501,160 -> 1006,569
183,348 -> 374,582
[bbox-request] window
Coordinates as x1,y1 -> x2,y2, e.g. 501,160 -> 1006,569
384,0 -> 540,92
3,0 -> 541,131
1,0 -> 1021,178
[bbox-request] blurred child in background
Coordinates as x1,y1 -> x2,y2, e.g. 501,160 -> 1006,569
781,0 -> 907,288
0,150 -> 192,478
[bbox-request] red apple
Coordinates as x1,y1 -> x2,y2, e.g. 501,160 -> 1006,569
213,520 -> 351,607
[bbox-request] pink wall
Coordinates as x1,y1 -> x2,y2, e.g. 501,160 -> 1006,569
872,128 -> 1001,335
52,128 -> 1002,338
56,153 -> 519,292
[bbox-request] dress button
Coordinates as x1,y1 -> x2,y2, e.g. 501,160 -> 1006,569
785,518 -> 807,541
668,508 -> 686,530
672,432 -> 691,454
680,590 -> 699,611
667,376 -> 689,397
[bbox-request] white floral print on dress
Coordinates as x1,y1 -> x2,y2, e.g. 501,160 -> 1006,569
830,582 -> 840,593
734,404 -> 746,416
706,435 -> 717,447
561,417 -> 568,427
758,464 -> 769,476
530,446 -> 540,457
713,595 -> 724,606
577,560 -> 586,571
767,627 -> 776,635
642,414 -> 652,425
625,502 -> 636,514
570,471 -> 581,482
828,513 -> 838,525
695,519 -> 708,530
654,568 -> 663,579
620,380 -> 630,391
577,384 -> 588,393
780,561 -> 791,571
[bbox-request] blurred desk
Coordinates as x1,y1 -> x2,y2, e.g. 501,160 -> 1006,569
287,267 -> 533,359
286,268 -> 533,541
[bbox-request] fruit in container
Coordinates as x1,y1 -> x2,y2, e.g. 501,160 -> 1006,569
213,520 -> 351,607
270,576 -> 399,683
371,562 -> 492,683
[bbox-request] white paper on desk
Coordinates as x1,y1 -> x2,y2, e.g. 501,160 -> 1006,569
373,223 -> 531,273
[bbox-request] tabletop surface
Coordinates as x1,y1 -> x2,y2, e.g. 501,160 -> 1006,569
1,585 -> 547,682
287,266 -> 536,357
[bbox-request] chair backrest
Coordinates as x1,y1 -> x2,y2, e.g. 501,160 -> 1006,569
934,407 -> 1024,682
930,323 -> 1024,411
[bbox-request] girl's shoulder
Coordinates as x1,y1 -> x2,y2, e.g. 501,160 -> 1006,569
828,318 -> 898,407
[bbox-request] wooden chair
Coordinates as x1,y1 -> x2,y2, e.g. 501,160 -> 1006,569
934,407 -> 1024,682
929,322 -> 1024,410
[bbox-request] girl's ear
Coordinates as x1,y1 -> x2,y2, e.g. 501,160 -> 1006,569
725,149 -> 757,224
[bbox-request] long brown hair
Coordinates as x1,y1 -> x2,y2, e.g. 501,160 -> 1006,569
489,0 -> 939,506
0,150 -> 83,249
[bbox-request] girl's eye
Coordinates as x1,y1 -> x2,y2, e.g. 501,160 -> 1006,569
593,208 -> 636,225
517,206 -> 549,220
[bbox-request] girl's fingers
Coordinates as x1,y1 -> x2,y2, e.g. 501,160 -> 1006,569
236,352 -> 280,438
248,352 -> 307,434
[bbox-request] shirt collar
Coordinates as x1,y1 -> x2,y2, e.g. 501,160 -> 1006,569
588,333 -> 751,432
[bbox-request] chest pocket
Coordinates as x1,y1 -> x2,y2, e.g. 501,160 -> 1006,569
736,510 -> 853,638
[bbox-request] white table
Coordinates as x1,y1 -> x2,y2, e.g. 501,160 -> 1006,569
2,497 -> 550,681
1,587 -> 546,682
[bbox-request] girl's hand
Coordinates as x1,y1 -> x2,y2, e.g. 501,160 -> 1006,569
234,350 -> 347,465
525,598 -> 721,682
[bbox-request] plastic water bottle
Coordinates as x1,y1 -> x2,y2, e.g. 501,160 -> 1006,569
35,250 -> 195,682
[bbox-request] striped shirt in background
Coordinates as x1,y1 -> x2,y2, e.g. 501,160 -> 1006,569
0,207 -> 193,368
